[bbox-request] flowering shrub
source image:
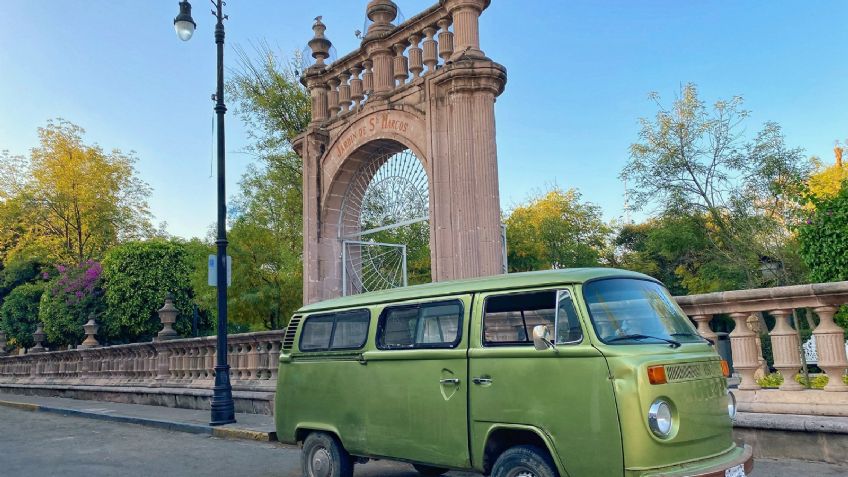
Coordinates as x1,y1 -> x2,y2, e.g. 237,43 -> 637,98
39,260 -> 105,347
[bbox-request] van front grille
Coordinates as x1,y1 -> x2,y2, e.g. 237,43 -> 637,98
282,316 -> 303,352
665,361 -> 722,382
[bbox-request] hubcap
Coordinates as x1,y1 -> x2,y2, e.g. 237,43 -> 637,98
309,446 -> 333,477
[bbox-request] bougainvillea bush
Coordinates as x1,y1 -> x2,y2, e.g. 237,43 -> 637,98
39,260 -> 105,347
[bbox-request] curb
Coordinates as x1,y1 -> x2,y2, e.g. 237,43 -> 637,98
0,399 -> 276,442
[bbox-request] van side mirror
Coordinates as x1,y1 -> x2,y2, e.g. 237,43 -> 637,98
532,325 -> 555,351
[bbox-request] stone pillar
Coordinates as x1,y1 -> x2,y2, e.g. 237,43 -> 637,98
308,79 -> 329,124
729,312 -> 762,390
30,324 -> 46,354
79,314 -> 101,349
364,1 -> 398,95
350,66 -> 364,110
437,18 -> 455,62
692,314 -> 717,342
328,78 -> 341,118
430,61 -> 507,282
813,306 -> 848,392
443,0 -> 489,60
393,43 -> 409,86
0,330 -> 7,356
769,309 -> 804,391
155,294 -> 179,342
747,314 -> 769,379
422,27 -> 438,72
338,71 -> 352,113
408,34 -> 423,78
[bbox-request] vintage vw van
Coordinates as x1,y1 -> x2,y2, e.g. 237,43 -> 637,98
275,269 -> 752,477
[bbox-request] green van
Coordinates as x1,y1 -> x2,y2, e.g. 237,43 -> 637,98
275,268 -> 753,477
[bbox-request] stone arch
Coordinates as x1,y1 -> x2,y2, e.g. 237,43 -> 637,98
295,0 -> 506,303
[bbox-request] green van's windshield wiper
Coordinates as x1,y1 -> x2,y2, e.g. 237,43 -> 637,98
671,332 -> 714,345
606,334 -> 681,348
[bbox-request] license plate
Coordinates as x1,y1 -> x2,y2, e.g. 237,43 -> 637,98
725,464 -> 746,477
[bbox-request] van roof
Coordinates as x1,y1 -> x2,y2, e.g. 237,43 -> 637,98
298,267 -> 655,313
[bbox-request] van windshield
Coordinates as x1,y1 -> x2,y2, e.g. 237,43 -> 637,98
583,278 -> 706,345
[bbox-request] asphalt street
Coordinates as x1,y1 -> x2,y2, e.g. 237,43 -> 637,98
0,407 -> 844,477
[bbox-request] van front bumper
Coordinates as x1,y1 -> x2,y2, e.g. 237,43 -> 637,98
628,444 -> 754,477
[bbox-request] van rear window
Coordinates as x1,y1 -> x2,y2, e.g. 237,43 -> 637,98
378,300 -> 463,349
299,309 -> 370,352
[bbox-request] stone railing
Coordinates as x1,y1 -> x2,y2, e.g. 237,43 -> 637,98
676,282 -> 848,399
302,0 -> 490,124
0,331 -> 284,393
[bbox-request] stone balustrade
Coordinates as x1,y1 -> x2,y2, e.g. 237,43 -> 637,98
303,0 -> 489,124
0,331 -> 284,393
676,281 -> 848,415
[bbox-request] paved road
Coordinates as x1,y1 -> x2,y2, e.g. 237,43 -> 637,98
1,407 -> 845,477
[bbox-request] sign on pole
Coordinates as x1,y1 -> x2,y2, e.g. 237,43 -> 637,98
208,255 -> 232,287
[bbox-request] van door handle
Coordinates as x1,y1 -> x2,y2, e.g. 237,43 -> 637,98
439,378 -> 461,386
472,377 -> 492,385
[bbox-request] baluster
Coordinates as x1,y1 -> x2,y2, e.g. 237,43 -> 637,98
393,43 -> 408,86
328,78 -> 340,118
362,59 -> 374,96
338,72 -> 352,113
408,34 -> 423,78
769,309 -> 804,391
729,312 -> 762,390
206,344 -> 216,380
269,341 -> 281,381
692,314 -> 717,342
309,81 -> 329,123
247,339 -> 260,380
350,66 -> 364,111
813,306 -> 848,391
438,18 -> 454,62
422,26 -> 438,73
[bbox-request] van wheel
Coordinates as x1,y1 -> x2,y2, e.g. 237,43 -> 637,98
413,464 -> 448,476
301,432 -> 353,477
491,445 -> 558,477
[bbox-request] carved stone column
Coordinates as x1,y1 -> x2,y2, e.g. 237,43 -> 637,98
443,0 -> 489,60
30,324 -> 46,354
692,315 -> 717,342
747,314 -> 769,379
155,294 -> 179,342
729,312 -> 762,390
408,34 -> 423,78
393,43 -> 409,86
769,309 -> 804,391
79,314 -> 101,349
813,306 -> 848,391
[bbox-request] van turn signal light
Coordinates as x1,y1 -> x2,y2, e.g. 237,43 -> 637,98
721,360 -> 731,378
647,365 -> 667,385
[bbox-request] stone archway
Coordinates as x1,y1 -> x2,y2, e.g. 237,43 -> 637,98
294,0 -> 506,303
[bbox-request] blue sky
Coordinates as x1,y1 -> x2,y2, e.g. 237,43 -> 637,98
1,1 -> 846,239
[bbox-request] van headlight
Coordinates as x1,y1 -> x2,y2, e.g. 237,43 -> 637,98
648,399 -> 673,438
727,390 -> 737,420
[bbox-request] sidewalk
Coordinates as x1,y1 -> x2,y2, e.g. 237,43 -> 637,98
0,392 -> 276,442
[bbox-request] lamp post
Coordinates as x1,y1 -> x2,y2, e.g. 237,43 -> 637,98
174,0 -> 235,426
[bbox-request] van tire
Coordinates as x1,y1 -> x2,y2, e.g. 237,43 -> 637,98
491,445 -> 558,477
301,432 -> 354,477
413,464 -> 448,476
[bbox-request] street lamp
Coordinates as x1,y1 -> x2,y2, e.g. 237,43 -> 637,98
173,0 -> 235,426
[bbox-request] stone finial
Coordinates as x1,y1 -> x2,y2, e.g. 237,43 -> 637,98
365,0 -> 398,39
155,293 -> 179,342
79,314 -> 101,349
30,324 -> 46,354
308,15 -> 332,67
0,330 -> 7,356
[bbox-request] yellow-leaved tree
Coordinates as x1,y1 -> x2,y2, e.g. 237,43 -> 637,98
0,119 -> 153,264
807,144 -> 847,199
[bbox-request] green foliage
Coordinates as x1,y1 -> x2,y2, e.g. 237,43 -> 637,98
0,256 -> 47,303
102,240 -> 205,343
506,187 -> 610,272
756,372 -> 847,389
0,283 -> 45,349
797,182 -> 848,283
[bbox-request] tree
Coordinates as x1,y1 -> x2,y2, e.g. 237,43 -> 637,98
506,188 -> 610,272
807,144 -> 847,199
621,84 -> 810,288
102,240 -> 204,343
0,120 -> 153,264
0,283 -> 45,349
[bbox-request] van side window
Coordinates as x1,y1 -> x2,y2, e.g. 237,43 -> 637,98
299,309 -> 370,352
378,300 -> 463,349
484,291 -> 556,346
